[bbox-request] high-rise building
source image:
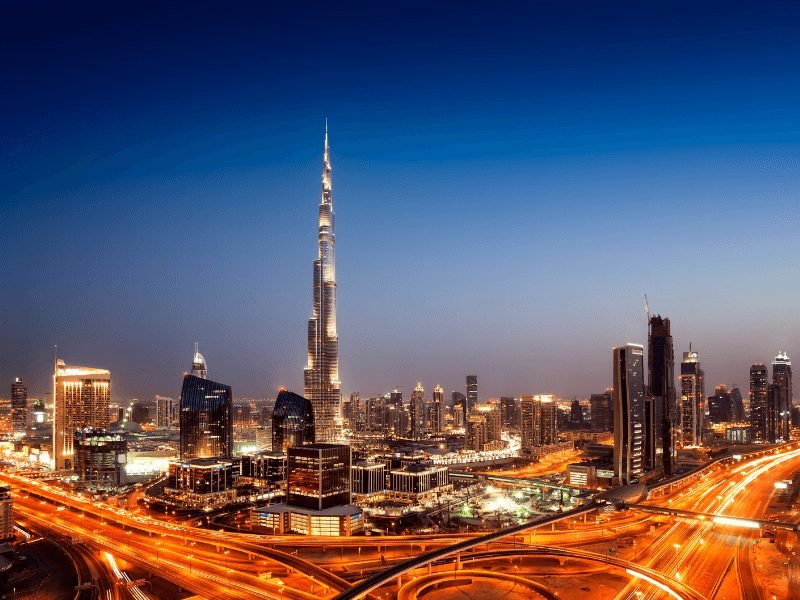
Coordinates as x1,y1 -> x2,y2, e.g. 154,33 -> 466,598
500,396 -> 518,430
647,315 -> 675,474
590,389 -> 613,432
766,383 -> 788,443
613,344 -> 645,485
11,377 -> 27,437
287,443 -> 351,511
304,125 -> 341,443
773,352 -> 792,438
750,363 -> 769,442
452,392 -> 466,428
179,350 -> 232,459
409,382 -> 426,439
387,390 -> 404,437
365,396 -> 387,434
520,395 -> 558,454
466,375 -> 478,415
465,404 -> 502,452
155,395 -> 177,429
191,343 -> 208,379
272,390 -> 315,452
569,399 -> 583,423
730,387 -> 745,421
679,349 -> 704,447
708,385 -> 733,424
53,359 -> 111,470
430,385 -> 444,434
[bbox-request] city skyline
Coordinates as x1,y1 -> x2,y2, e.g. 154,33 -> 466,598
3,2 -> 800,399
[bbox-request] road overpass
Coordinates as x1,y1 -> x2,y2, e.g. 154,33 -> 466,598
626,502 -> 800,531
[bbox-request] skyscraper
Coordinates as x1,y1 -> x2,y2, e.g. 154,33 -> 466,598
520,395 -> 558,454
155,395 -> 177,429
708,385 -> 733,424
272,390 -> 315,452
430,384 -> 444,434
191,343 -> 207,379
590,389 -> 613,432
53,359 -> 111,470
773,352 -> 792,438
647,315 -> 675,474
613,344 -> 645,485
11,378 -> 27,437
304,125 -> 341,443
749,363 -> 768,442
679,348 -> 704,447
409,382 -> 426,439
452,391 -> 466,427
179,351 -> 233,460
466,375 -> 478,415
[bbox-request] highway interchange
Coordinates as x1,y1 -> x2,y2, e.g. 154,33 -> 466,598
4,442 -> 800,600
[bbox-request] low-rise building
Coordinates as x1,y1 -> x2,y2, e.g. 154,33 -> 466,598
240,452 -> 287,491
165,459 -> 237,508
249,503 -> 363,536
351,461 -> 385,499
74,429 -> 127,491
388,464 -> 451,502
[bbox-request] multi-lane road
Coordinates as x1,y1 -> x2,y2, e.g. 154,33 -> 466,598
5,442 -> 800,600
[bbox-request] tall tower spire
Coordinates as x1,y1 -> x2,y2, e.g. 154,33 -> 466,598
304,122 -> 341,442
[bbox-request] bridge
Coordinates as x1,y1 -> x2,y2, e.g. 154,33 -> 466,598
625,503 -> 800,532
333,501 -> 600,600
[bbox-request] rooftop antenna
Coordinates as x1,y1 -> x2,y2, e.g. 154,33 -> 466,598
644,294 -> 650,319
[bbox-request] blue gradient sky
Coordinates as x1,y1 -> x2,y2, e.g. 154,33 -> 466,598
3,1 -> 800,400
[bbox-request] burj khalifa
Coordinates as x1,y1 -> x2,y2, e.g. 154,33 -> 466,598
303,123 -> 341,442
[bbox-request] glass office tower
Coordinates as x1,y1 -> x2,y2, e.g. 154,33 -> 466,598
287,443 -> 351,511
613,344 -> 645,485
179,373 -> 233,460
272,390 -> 315,452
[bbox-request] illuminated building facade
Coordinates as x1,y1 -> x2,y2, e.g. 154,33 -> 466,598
749,363 -> 769,441
73,428 -> 127,490
166,459 -> 237,507
647,315 -> 675,474
613,344 -> 645,485
271,390 -> 314,452
179,373 -> 233,460
679,349 -> 704,447
155,395 -> 177,429
590,389 -> 613,432
388,463 -> 451,502
520,395 -> 558,454
240,452 -> 287,491
409,382 -> 426,439
465,404 -> 502,451
304,125 -> 341,443
11,377 -> 27,436
500,396 -> 518,429
708,385 -> 734,423
351,461 -> 386,498
191,343 -> 207,379
466,375 -> 478,415
452,391 -> 466,428
53,359 -> 111,470
430,384 -> 444,434
773,352 -> 792,439
287,443 -> 351,511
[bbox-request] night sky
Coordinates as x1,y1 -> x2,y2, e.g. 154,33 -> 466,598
3,1 -> 800,401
